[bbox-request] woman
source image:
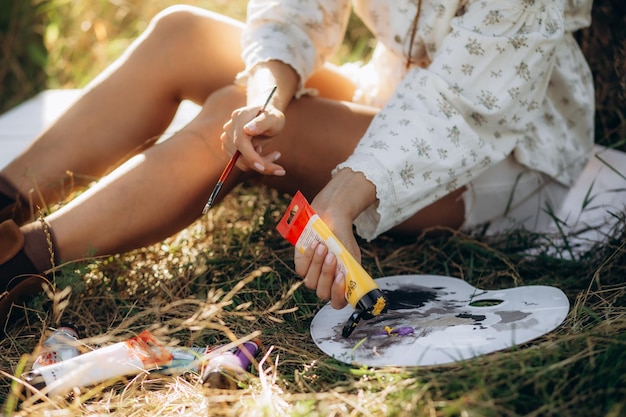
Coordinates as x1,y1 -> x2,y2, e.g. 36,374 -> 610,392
0,0 -> 594,327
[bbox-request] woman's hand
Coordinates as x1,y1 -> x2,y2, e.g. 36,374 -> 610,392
220,102 -> 286,176
221,60 -> 299,176
294,212 -> 359,310
294,168 -> 377,309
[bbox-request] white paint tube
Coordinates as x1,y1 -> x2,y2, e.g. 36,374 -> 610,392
22,330 -> 172,398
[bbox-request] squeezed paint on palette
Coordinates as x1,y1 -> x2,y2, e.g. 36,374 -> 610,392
315,282 -> 546,362
319,285 -> 455,358
383,286 -> 440,310
317,287 -> 421,337
455,313 -> 487,323
310,275 -> 571,367
366,285 -> 460,326
495,311 -> 531,323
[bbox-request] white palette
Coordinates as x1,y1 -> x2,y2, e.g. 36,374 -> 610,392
310,275 -> 569,367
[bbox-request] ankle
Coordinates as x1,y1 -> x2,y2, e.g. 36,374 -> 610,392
21,220 -> 58,273
0,174 -> 32,225
0,219 -> 52,333
0,220 -> 58,282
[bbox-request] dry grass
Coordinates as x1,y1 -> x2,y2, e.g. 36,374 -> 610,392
1,0 -> 626,416
1,185 -> 624,416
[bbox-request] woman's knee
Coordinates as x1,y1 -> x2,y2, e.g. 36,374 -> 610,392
142,7 -> 243,100
146,5 -> 218,47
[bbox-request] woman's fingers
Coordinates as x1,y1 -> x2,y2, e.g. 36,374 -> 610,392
331,272 -> 347,309
295,241 -> 347,308
297,240 -> 323,289
220,107 -> 286,175
316,250 -> 338,301
255,150 -> 286,176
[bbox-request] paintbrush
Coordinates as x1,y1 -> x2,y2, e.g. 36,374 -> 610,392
202,85 -> 277,214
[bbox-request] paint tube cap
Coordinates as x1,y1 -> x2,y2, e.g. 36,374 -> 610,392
32,324 -> 82,370
342,290 -> 388,337
57,322 -> 80,336
342,310 -> 363,338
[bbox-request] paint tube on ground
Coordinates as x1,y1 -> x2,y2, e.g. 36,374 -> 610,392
32,332 -> 209,376
276,191 -> 387,337
21,330 -> 172,398
202,339 -> 261,389
158,346 -> 211,374
32,323 -> 81,370
145,345 -> 235,375
157,345 -> 238,374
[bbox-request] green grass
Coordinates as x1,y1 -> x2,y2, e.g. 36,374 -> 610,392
2,188 -> 624,416
1,1 -> 625,416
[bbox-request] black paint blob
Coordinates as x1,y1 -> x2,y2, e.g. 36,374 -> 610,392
455,313 -> 486,323
383,286 -> 439,311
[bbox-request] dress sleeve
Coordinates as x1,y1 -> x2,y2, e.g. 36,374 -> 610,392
236,0 -> 352,97
336,0 -> 567,240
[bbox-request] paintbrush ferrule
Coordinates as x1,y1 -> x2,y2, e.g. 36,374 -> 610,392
202,182 -> 223,214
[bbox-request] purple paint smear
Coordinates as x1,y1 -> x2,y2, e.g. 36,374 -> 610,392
376,326 -> 415,337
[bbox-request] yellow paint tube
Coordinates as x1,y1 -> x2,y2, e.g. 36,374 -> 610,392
277,191 -> 387,337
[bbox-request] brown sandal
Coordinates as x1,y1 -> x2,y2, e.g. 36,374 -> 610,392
0,175 -> 33,226
0,275 -> 50,334
0,220 -> 50,333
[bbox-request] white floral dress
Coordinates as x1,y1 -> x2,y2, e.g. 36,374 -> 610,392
237,0 -> 595,240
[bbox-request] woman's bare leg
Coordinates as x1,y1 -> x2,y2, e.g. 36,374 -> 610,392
0,5 -> 462,264
49,73 -> 464,262
46,80 -> 370,260
1,6 -> 245,208
47,89 -> 241,259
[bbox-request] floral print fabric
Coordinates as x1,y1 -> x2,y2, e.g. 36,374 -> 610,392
238,0 -> 594,239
